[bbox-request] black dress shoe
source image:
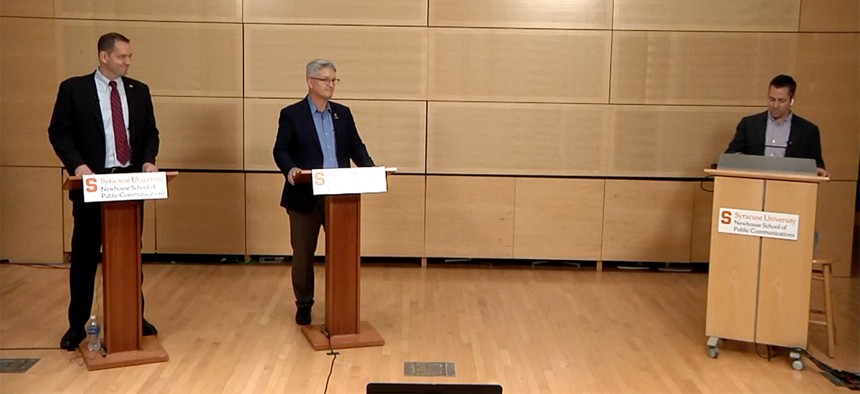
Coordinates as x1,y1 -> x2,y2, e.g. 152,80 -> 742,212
295,306 -> 312,326
60,327 -> 85,351
142,319 -> 158,336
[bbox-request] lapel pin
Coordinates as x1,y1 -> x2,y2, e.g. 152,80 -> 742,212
333,113 -> 339,120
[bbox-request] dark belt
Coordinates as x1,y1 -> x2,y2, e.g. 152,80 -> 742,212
105,166 -> 132,174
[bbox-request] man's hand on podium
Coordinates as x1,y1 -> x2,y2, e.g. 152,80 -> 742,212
816,167 -> 828,177
288,167 -> 303,185
75,164 -> 94,176
143,162 -> 158,172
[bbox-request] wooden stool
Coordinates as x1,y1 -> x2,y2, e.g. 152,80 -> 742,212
810,256 -> 837,358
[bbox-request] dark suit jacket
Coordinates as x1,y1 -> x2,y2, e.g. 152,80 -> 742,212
273,97 -> 375,212
725,111 -> 825,169
48,72 -> 160,175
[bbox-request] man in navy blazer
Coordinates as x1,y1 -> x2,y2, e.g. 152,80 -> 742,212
725,74 -> 827,176
273,59 -> 375,325
48,32 -> 160,350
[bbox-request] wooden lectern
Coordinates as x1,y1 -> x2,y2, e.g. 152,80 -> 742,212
704,167 -> 827,367
63,172 -> 177,370
295,168 -> 389,351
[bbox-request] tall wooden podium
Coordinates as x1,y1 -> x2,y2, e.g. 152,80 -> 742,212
63,172 -> 177,370
704,167 -> 827,364
296,168 -> 388,351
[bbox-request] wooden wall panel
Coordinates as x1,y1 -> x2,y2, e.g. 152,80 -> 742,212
55,0 -> 242,22
602,180 -> 694,262
425,176 -> 514,258
62,197 -> 156,254
155,97 -> 244,170
607,106 -> 751,176
244,99 -> 426,173
361,175 -> 425,257
0,1 -> 52,17
55,20 -> 242,97
815,181 -> 857,277
155,173 -> 245,254
244,25 -> 427,100
245,173 -> 324,256
244,0 -> 426,26
691,181 -> 715,262
0,18 -> 62,167
800,0 -> 860,32
614,0 -> 800,31
1,167 -> 64,263
795,33 -> 860,181
429,0 -> 611,29
429,29 -> 611,103
513,178 -> 604,260
427,102 -> 607,175
610,32 -> 796,105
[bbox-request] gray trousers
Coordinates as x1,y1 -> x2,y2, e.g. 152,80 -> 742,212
287,197 -> 325,308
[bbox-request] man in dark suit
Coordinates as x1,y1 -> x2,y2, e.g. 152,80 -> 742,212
48,32 -> 160,350
273,59 -> 375,325
725,74 -> 827,176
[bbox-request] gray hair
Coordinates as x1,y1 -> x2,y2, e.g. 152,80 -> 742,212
306,59 -> 336,78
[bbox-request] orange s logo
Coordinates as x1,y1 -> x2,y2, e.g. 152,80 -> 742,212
314,172 -> 325,186
85,178 -> 98,192
720,210 -> 731,224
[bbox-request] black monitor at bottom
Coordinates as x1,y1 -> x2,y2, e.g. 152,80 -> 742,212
367,383 -> 503,394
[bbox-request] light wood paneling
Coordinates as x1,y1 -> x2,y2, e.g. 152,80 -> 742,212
155,97 -> 243,170
602,180 -> 694,262
425,176 -> 514,258
607,106 -> 751,176
816,181 -> 857,277
244,25 -> 427,100
245,99 -> 427,172
55,0 -> 242,22
614,0 -> 801,31
245,173 -> 324,256
155,172 -> 245,254
429,0 -> 611,29
691,180 -> 714,262
513,178 -> 604,260
795,33 -> 860,181
56,20 -> 242,97
800,0 -> 860,32
244,0 -> 426,26
610,32 -> 796,105
63,195 -> 156,254
0,18 -> 63,166
0,0 -> 52,17
1,167 -> 64,263
429,29 -> 611,103
427,102 -> 607,175
361,175 -> 425,257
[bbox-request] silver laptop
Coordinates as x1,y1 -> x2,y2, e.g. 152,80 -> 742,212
717,153 -> 817,175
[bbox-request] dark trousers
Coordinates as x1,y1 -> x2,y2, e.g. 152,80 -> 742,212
68,190 -> 146,330
287,197 -> 325,308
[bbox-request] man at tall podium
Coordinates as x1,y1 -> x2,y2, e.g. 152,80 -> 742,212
48,32 -> 161,350
725,74 -> 827,177
273,59 -> 375,326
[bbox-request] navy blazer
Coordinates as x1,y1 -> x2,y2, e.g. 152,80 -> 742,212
725,111 -> 825,169
48,72 -> 160,174
273,97 -> 375,212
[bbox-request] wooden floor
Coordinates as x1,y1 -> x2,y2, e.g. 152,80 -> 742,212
0,262 -> 857,393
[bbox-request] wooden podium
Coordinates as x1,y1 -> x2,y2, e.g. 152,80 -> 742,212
704,168 -> 827,365
63,172 -> 177,370
295,168 -> 388,351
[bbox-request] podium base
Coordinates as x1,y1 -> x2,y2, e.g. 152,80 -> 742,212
301,321 -> 385,351
80,336 -> 169,371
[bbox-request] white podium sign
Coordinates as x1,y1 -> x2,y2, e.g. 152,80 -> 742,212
717,207 -> 800,241
82,172 -> 168,203
312,167 -> 388,195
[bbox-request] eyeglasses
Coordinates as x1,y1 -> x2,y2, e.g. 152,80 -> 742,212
310,77 -> 340,85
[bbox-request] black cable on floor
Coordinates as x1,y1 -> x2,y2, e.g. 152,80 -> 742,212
322,328 -> 340,394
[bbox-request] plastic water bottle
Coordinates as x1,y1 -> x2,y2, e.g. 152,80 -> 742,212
86,315 -> 101,352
